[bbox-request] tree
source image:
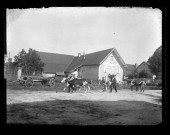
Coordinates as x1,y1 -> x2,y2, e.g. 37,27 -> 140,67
127,65 -> 139,79
14,48 -> 45,75
138,70 -> 151,78
147,46 -> 162,79
127,70 -> 139,79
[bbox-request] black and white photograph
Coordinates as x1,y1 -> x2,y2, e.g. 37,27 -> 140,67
5,7 -> 162,125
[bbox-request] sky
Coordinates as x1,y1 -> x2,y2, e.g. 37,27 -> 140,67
6,7 -> 162,65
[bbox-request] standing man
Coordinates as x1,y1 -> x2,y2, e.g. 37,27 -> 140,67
130,80 -> 135,91
110,76 -> 117,93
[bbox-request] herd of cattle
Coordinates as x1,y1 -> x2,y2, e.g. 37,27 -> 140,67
58,75 -> 150,93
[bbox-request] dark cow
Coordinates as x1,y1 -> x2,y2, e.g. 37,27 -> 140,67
61,77 -> 91,93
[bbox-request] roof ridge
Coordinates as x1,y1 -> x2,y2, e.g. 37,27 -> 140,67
36,51 -> 74,57
99,48 -> 115,65
127,64 -> 135,66
136,61 -> 149,69
85,48 -> 114,55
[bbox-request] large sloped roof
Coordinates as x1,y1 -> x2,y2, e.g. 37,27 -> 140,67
65,48 -> 126,72
136,61 -> 153,76
136,61 -> 149,70
126,64 -> 136,71
123,64 -> 135,76
37,51 -> 74,73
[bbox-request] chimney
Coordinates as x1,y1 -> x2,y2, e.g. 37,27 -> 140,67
83,51 -> 85,59
78,53 -> 81,57
135,63 -> 138,68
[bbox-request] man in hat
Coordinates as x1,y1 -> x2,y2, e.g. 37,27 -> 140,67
110,75 -> 117,93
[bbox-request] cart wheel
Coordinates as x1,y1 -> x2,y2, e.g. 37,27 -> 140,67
26,79 -> 34,88
49,78 -> 55,87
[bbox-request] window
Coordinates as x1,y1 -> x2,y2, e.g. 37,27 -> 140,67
110,56 -> 114,61
104,66 -> 108,73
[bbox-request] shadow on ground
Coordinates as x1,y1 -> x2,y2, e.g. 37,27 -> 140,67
135,92 -> 161,99
7,99 -> 162,125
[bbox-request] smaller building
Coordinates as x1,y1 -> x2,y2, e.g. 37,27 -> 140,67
4,58 -> 19,81
136,61 -> 153,77
123,64 -> 136,79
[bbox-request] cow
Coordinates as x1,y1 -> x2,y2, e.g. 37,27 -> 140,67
130,79 -> 146,92
139,81 -> 146,92
61,77 -> 91,93
61,76 -> 74,91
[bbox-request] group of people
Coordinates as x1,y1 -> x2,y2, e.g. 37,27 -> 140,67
61,74 -> 146,93
101,76 -> 117,93
101,77 -> 146,92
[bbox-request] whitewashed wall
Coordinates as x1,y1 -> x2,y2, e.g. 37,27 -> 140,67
99,53 -> 123,82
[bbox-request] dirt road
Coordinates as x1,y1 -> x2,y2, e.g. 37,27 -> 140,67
7,89 -> 162,105
7,89 -> 162,125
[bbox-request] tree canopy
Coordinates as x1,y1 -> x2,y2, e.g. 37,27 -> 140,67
14,48 -> 45,75
138,70 -> 152,78
127,70 -> 139,79
147,46 -> 162,78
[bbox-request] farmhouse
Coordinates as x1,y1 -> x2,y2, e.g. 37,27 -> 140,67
65,48 -> 127,82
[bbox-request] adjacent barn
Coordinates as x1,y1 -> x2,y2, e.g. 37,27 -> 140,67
36,51 -> 74,77
136,61 -> 153,77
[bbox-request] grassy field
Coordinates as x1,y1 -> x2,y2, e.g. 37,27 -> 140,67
7,99 -> 161,125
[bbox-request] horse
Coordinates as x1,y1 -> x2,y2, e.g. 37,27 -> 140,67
61,77 -> 91,93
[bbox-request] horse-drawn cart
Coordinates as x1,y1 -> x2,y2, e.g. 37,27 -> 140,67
18,75 -> 56,88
